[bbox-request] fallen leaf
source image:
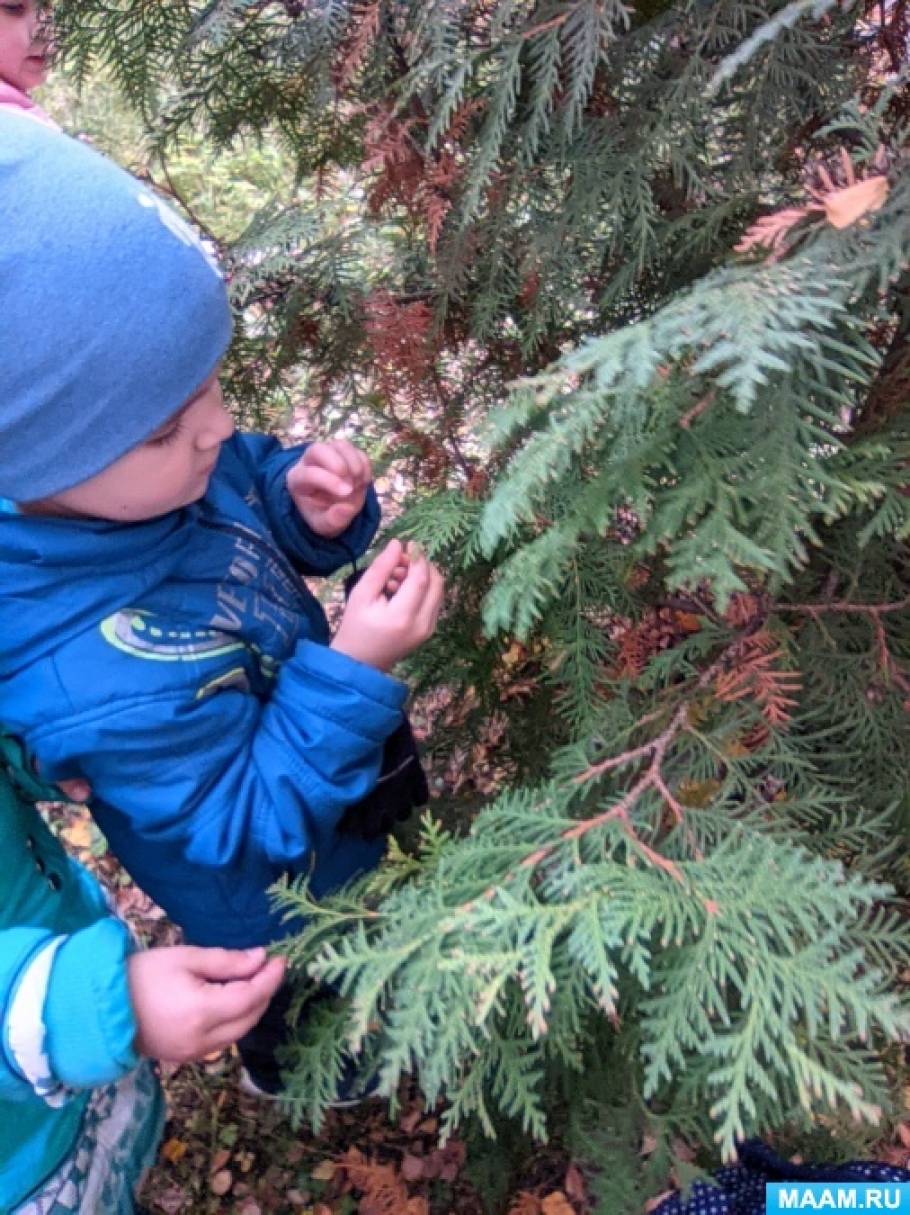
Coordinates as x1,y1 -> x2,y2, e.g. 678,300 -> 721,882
645,1191 -> 674,1213
160,1137 -> 188,1165
209,1148 -> 231,1173
640,1132 -> 658,1157
564,1164 -> 586,1203
417,1116 -> 438,1135
507,1196 -> 542,1215
401,1153 -> 425,1181
311,1160 -> 337,1181
419,1138 -> 466,1183
399,1107 -> 423,1134
210,1168 -> 233,1196
541,1192 -> 574,1215
152,1187 -> 186,1215
672,1137 -> 697,1163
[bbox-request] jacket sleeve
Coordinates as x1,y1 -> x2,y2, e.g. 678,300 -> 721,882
237,433 -> 381,575
0,918 -> 138,1102
28,640 -> 407,870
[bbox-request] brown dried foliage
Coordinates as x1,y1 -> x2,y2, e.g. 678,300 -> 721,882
336,1147 -> 412,1215
333,1 -> 382,89
364,289 -> 435,386
362,107 -> 461,252
736,145 -> 891,258
613,608 -> 702,679
714,629 -> 802,727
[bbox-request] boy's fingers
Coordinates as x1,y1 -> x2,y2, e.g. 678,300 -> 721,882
205,993 -> 285,1049
304,442 -> 349,478
297,465 -> 353,500
183,945 -> 273,983
387,555 -> 431,614
356,540 -> 404,599
202,957 -> 286,1029
56,777 -> 92,803
330,439 -> 372,486
417,566 -> 445,634
307,441 -> 370,489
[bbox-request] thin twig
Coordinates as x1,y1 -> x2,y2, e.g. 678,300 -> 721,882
778,594 -> 910,692
777,594 -> 910,617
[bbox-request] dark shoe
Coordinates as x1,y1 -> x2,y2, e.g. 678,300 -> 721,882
238,1057 -> 379,1106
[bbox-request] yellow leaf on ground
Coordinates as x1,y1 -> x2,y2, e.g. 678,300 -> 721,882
311,1159 -> 337,1181
160,1137 -> 187,1165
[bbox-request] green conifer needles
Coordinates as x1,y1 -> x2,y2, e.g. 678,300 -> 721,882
273,812 -> 907,1159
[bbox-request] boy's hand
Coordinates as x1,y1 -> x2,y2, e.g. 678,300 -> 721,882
128,946 -> 285,1063
331,539 -> 444,672
287,440 -> 372,539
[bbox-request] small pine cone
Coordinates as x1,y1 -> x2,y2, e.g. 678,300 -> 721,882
610,504 -> 641,546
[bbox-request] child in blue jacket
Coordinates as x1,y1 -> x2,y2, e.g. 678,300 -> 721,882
0,116 -> 443,1092
0,739 -> 286,1213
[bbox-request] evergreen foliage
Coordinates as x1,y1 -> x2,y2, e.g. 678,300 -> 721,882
54,0 -> 910,1194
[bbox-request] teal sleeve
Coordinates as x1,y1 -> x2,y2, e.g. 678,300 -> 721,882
43,918 -> 139,1089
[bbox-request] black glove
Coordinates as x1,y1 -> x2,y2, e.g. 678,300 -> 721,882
338,713 -> 430,840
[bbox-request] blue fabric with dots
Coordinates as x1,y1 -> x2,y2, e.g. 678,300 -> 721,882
654,1141 -> 910,1213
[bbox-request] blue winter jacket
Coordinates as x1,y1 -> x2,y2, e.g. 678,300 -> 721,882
0,433 -> 407,947
0,739 -> 142,1212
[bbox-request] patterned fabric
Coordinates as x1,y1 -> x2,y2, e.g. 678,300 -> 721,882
654,1141 -> 910,1214
15,1061 -> 164,1215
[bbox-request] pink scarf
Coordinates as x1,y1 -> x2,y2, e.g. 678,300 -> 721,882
0,81 -> 58,129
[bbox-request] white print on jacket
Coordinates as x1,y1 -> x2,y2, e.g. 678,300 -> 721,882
7,937 -> 68,1107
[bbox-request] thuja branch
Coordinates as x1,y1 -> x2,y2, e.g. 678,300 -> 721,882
458,637 -> 755,917
778,594 -> 910,691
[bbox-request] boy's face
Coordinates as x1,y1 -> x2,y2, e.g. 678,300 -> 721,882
29,371 -> 235,522
0,2 -> 50,93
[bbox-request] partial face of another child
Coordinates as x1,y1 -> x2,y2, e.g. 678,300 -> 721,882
26,371 -> 236,522
0,2 -> 50,94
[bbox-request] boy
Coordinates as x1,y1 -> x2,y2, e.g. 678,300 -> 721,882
0,115 -> 443,1092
